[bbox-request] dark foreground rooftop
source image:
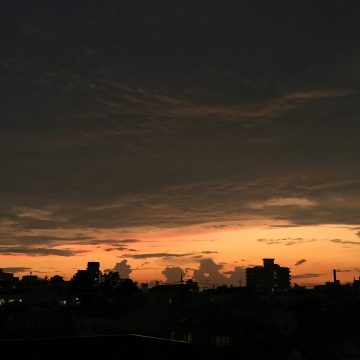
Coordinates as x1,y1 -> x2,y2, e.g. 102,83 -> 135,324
0,334 -> 196,359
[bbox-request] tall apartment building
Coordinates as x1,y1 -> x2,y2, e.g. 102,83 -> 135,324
246,258 -> 290,290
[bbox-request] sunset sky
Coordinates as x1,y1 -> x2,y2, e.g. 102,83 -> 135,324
1,1 -> 360,286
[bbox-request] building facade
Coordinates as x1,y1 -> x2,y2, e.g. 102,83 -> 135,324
246,258 -> 290,290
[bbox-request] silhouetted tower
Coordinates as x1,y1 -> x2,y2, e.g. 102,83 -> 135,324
331,269 -> 341,286
86,262 -> 102,286
263,258 -> 275,268
87,262 -> 100,272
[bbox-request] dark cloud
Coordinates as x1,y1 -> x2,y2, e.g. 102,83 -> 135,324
109,239 -> 141,244
191,258 -> 246,286
335,269 -> 352,273
104,242 -> 139,252
0,234 -> 93,246
162,267 -> 186,284
208,224 -> 229,229
223,266 -> 246,286
0,233 -> 141,249
295,259 -> 307,266
330,239 -> 360,246
0,1 -> 360,253
193,258 -> 227,285
122,250 -> 217,260
104,260 -> 132,279
1,267 -> 32,273
121,252 -> 194,260
104,246 -> 127,252
292,273 -> 324,279
0,247 -> 85,256
191,255 -> 204,260
257,238 -> 314,246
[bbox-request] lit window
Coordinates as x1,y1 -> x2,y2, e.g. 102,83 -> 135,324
211,335 -> 230,347
184,333 -> 192,343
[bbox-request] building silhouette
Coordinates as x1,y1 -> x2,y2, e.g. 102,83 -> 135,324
0,269 -> 15,282
3,260 -> 360,358
71,262 -> 103,290
149,279 -> 199,306
246,258 -> 290,291
86,262 -> 102,286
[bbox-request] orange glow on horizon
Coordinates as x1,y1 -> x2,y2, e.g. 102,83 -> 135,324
1,221 -> 360,287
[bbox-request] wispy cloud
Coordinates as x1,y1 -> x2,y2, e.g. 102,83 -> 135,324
121,252 -> 194,259
292,273 -> 324,279
248,197 -> 316,209
0,247 -> 86,256
330,239 -> 360,246
335,268 -> 352,273
257,238 -> 314,246
2,174 -> 360,236
2,267 -> 32,273
98,84 -> 356,125
121,250 -> 218,260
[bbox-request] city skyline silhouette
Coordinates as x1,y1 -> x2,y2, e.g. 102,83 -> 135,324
1,257 -> 360,359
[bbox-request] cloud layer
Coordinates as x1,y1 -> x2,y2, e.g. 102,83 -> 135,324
1,2 -> 360,258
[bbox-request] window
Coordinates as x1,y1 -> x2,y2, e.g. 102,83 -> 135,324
211,335 -> 230,347
184,333 -> 192,343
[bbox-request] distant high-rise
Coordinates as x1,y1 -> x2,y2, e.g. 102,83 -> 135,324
71,262 -> 103,290
246,258 -> 290,290
86,262 -> 102,286
87,262 -> 100,272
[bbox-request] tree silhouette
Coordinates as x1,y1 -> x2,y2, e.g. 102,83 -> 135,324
114,278 -> 138,295
99,271 -> 121,293
70,270 -> 93,292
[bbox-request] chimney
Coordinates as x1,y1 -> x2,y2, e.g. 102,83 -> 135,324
333,269 -> 337,283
